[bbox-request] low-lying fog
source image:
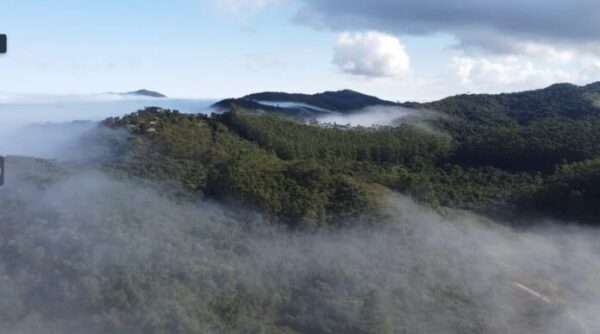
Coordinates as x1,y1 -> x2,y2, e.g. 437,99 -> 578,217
1,156 -> 598,334
0,94 -> 215,159
257,100 -> 334,113
316,106 -> 441,127
0,97 -> 598,334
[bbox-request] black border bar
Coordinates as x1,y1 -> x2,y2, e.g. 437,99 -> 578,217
0,34 -> 6,54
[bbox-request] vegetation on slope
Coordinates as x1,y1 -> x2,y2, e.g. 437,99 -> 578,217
213,90 -> 398,116
0,157 -> 575,334
3,83 -> 600,333
103,108 -> 430,227
100,82 -> 600,224
244,90 -> 398,112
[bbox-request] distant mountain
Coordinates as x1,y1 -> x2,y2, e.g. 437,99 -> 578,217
245,90 -> 398,111
120,89 -> 167,98
213,89 -> 398,117
214,83 -> 600,123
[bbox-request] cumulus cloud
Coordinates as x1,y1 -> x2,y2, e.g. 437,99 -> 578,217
292,0 -> 600,96
520,43 -> 574,64
294,0 -> 600,57
333,31 -> 410,78
446,56 -> 576,92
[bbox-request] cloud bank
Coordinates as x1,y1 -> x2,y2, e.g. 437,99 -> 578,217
0,97 -> 214,159
294,0 -> 600,56
445,56 -> 575,90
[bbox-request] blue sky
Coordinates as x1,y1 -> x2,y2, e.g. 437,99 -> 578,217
1,0 -> 599,101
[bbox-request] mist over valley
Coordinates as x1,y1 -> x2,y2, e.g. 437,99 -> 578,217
0,83 -> 599,333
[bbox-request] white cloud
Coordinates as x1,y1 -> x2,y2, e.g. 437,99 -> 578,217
520,43 -> 574,64
450,57 -> 475,84
447,56 -> 575,90
333,31 -> 410,78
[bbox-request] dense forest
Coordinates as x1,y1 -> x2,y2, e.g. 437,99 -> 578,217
1,156 -> 591,334
101,83 -> 600,225
2,82 -> 600,333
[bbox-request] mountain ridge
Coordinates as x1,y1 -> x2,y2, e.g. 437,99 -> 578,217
212,82 -> 600,121
212,89 -> 398,117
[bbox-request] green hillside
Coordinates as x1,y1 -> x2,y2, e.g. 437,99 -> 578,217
2,83 -> 599,333
101,82 -> 600,225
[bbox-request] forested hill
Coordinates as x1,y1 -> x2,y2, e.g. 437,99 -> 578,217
213,89 -> 398,117
102,80 -> 600,225
3,84 -> 599,333
213,83 -> 600,122
116,89 -> 167,98
417,82 -> 600,125
245,90 -> 398,111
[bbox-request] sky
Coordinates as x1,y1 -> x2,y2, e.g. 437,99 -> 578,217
1,0 -> 600,101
